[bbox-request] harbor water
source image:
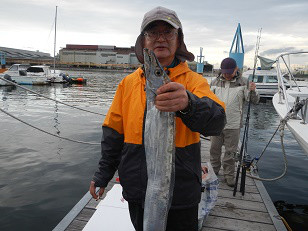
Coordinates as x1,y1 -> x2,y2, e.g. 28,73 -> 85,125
0,71 -> 307,230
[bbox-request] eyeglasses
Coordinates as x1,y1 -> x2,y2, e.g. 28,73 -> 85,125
143,30 -> 178,41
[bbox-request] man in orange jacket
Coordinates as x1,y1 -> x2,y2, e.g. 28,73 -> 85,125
89,6 -> 226,230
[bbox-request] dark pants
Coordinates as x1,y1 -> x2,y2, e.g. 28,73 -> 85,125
128,203 -> 198,231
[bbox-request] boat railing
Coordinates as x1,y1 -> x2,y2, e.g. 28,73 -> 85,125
276,55 -> 290,109
276,51 -> 308,112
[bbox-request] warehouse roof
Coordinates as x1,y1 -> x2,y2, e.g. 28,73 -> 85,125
0,47 -> 51,60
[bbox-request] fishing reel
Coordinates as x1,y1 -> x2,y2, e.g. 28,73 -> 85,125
234,151 -> 241,162
243,155 -> 252,172
249,157 -> 259,174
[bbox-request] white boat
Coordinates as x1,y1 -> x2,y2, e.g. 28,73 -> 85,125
28,65 -> 66,84
243,68 -> 281,98
0,64 -> 65,85
0,64 -> 30,86
243,68 -> 308,98
0,64 -> 47,85
272,51 -> 308,155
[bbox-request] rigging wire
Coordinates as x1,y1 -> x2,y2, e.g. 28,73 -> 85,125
0,76 -> 106,116
0,107 -> 100,145
0,76 -> 106,145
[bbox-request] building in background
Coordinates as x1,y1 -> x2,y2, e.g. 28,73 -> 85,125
1,45 -> 216,72
59,44 -> 139,66
0,47 -> 53,65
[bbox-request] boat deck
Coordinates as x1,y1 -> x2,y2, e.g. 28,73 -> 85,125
53,139 -> 286,231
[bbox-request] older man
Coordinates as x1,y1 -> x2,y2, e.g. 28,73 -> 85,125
210,57 -> 259,187
89,6 -> 226,230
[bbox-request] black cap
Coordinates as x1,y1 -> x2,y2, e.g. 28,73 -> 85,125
221,57 -> 237,74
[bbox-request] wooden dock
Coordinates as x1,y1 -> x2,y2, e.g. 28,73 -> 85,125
53,139 -> 287,231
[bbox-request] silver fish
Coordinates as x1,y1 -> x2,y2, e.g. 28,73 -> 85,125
143,48 -> 176,231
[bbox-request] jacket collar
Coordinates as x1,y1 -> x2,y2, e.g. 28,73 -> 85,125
167,62 -> 191,80
218,74 -> 240,83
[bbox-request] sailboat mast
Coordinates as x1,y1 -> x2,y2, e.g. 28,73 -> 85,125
53,6 -> 58,73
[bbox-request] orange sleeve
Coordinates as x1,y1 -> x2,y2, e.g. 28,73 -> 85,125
103,82 -> 124,135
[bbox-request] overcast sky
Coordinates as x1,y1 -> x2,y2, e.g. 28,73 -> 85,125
1,0 -> 308,68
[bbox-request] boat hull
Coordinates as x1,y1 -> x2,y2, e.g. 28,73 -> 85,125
272,91 -> 308,155
0,75 -> 49,86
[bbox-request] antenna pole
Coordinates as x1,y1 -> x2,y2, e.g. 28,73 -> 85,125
53,6 -> 58,73
252,28 -> 262,77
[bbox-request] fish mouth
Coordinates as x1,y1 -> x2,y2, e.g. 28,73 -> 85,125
143,48 -> 152,67
143,48 -> 158,65
143,48 -> 166,76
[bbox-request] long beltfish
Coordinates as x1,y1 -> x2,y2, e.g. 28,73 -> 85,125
143,48 -> 176,231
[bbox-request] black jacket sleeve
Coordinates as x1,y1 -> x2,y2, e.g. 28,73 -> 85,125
92,126 -> 124,187
176,91 -> 226,136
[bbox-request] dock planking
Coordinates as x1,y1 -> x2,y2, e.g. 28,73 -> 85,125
54,139 -> 287,231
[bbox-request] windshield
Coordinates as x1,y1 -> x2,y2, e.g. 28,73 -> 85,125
8,65 -> 18,71
20,65 -> 30,70
27,67 -> 44,73
249,74 -> 264,83
266,75 -> 278,83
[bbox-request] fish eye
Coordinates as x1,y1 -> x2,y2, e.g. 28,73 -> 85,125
154,69 -> 163,77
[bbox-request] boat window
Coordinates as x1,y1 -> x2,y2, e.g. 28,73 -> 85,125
256,76 -> 263,83
249,74 -> 264,83
27,67 -> 44,73
266,76 -> 278,83
20,65 -> 30,70
9,65 -> 18,71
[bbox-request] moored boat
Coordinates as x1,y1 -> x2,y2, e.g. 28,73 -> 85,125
243,56 -> 308,98
243,68 -> 282,98
272,51 -> 308,155
0,64 -> 45,86
0,64 -> 63,85
0,64 -> 88,86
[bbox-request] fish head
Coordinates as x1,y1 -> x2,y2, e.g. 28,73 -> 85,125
143,48 -> 170,85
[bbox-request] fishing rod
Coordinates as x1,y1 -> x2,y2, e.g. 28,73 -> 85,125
233,28 -> 262,196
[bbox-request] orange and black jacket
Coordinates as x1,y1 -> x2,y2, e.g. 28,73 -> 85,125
93,62 -> 226,209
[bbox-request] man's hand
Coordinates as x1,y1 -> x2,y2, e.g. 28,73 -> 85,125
201,166 -> 208,179
89,181 -> 105,200
155,82 -> 188,112
249,82 -> 256,91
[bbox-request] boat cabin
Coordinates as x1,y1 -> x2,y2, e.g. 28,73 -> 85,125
26,66 -> 51,77
5,64 -> 31,76
243,69 -> 288,98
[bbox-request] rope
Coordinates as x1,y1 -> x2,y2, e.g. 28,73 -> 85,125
247,99 -> 306,181
0,107 -> 100,145
0,76 -> 105,116
247,132 -> 287,181
246,112 -> 293,181
280,216 -> 293,231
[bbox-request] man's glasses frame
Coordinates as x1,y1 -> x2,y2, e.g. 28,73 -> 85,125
143,30 -> 178,41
